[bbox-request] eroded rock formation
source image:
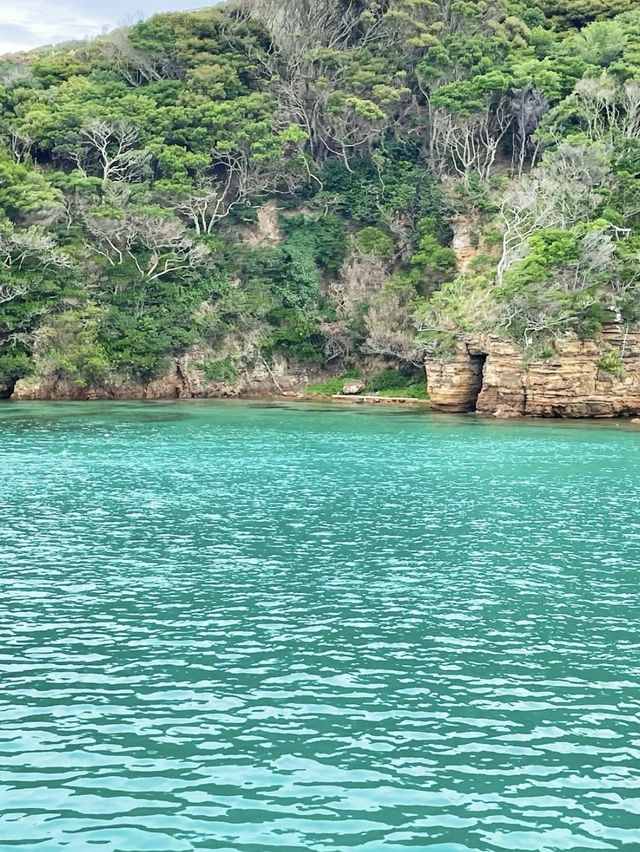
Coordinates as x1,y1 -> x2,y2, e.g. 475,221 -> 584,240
450,214 -> 500,274
10,348 -> 338,401
426,325 -> 640,418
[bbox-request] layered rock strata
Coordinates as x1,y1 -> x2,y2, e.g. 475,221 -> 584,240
425,325 -> 640,418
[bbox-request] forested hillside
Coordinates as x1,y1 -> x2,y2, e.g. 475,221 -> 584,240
1,0 -> 639,396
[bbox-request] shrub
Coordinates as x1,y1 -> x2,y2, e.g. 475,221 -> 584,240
262,308 -> 326,363
411,217 -> 457,285
0,349 -> 33,389
415,330 -> 458,360
597,348 -> 625,378
281,214 -> 347,273
199,356 -> 238,383
376,381 -> 428,399
305,371 -> 360,396
36,310 -> 111,387
365,366 -> 427,394
354,226 -> 395,259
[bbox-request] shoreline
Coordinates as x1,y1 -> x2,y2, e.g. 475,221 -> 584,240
3,392 -> 640,424
1,391 -> 429,407
283,392 -> 429,406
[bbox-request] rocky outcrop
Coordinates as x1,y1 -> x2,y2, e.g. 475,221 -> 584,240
10,347 -> 339,401
450,214 -> 500,273
11,368 -> 189,401
241,200 -> 283,246
342,380 -> 365,395
426,325 -> 640,418
329,252 -> 390,314
422,347 -> 486,413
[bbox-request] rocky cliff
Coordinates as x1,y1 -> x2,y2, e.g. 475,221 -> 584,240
425,324 -> 640,418
10,348 -> 335,401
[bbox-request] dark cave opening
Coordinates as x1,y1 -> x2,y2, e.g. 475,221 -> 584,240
467,352 -> 487,412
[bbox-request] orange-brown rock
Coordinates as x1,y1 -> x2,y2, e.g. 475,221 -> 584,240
450,214 -> 500,274
10,368 -> 188,401
426,324 -> 640,418
422,343 -> 486,413
10,349 -> 342,402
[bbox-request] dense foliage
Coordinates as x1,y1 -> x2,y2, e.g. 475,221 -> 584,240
1,0 -> 639,392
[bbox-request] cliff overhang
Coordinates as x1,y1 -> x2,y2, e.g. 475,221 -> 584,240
425,324 -> 640,418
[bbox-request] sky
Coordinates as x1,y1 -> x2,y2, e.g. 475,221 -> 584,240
0,0 -> 212,55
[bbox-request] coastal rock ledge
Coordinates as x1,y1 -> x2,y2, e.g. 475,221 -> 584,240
425,324 -> 640,418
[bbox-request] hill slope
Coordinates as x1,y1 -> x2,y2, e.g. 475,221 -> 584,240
1,0 -> 639,404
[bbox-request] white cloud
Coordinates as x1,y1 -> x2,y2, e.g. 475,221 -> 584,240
0,1 -> 213,55
0,0 -> 109,53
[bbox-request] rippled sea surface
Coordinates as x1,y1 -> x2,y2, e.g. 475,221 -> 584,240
1,401 -> 640,852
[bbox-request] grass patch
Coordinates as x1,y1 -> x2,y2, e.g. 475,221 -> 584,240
364,367 -> 428,398
197,356 -> 239,383
305,371 -> 359,395
375,382 -> 429,399
305,367 -> 428,399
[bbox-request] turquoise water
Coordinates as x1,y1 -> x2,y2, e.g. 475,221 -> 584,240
1,401 -> 639,852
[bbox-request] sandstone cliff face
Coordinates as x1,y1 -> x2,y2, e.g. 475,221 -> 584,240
450,214 -> 500,274
425,325 -> 640,418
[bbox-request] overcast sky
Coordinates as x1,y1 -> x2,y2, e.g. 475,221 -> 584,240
0,0 -> 213,55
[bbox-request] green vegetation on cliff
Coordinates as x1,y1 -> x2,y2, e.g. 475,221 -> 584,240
0,0 -> 639,393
